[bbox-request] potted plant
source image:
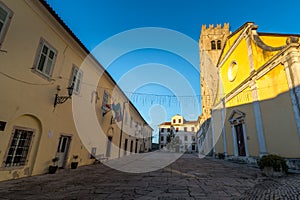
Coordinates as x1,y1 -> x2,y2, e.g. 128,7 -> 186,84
257,154 -> 288,177
49,157 -> 59,174
217,153 -> 225,159
71,155 -> 79,169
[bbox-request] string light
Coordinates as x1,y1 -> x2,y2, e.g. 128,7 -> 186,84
1,70 -> 291,100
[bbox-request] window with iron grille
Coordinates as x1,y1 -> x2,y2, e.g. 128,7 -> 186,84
5,128 -> 33,167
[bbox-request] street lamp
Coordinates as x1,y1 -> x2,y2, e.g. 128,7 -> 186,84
53,84 -> 74,108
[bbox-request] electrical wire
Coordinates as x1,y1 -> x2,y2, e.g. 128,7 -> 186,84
0,71 -> 54,86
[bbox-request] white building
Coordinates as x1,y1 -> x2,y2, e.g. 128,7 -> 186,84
158,114 -> 198,153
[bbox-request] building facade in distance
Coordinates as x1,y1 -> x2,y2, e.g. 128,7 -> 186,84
159,114 -> 198,153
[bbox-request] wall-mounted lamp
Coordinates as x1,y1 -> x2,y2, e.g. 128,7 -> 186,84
54,84 -> 73,108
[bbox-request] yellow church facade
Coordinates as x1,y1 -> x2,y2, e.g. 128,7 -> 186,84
203,22 -> 300,171
0,0 -> 152,181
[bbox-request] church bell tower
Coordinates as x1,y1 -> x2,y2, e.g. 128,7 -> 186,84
199,23 -> 230,120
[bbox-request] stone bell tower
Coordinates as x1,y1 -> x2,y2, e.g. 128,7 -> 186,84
199,23 -> 230,120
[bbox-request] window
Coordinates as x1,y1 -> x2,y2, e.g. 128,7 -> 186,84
5,128 -> 34,167
178,119 -> 181,123
184,135 -> 188,141
0,121 -> 6,131
192,136 -> 195,141
161,128 -> 164,132
0,2 -> 12,47
211,40 -> 216,50
167,128 -> 170,132
173,119 -> 176,123
217,40 -> 222,49
192,144 -> 195,151
34,39 -> 57,78
70,65 -> 83,94
176,128 -> 179,132
184,127 -> 187,132
191,127 -> 195,132
160,136 -> 164,141
228,61 -> 238,82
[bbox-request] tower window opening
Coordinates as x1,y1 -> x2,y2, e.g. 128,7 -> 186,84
211,40 -> 216,50
217,40 -> 222,49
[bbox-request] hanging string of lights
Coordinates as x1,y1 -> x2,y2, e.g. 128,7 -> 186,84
0,70 -> 290,107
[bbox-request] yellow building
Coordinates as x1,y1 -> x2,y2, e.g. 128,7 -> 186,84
0,0 -> 152,181
199,22 -> 300,171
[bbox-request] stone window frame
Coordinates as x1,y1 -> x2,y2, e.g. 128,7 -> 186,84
69,64 -> 83,95
32,38 -> 57,80
0,1 -> 13,48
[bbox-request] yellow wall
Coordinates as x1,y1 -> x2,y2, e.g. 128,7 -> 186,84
219,28 -> 245,61
256,64 -> 289,101
220,39 -> 251,95
257,64 -> 300,157
260,35 -> 288,47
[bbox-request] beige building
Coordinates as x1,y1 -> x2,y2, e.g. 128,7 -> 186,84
159,114 -> 198,153
0,0 -> 152,181
199,22 -> 300,171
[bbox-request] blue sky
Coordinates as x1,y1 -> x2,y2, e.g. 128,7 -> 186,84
46,0 -> 300,142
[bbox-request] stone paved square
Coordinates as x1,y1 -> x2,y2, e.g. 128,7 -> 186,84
0,153 -> 299,199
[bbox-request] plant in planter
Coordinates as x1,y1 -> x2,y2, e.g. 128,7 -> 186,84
49,157 -> 59,174
217,153 -> 225,159
71,155 -> 79,169
257,154 -> 288,177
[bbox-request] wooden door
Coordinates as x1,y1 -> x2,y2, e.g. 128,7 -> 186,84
235,124 -> 246,156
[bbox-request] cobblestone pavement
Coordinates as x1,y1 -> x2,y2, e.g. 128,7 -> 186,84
0,153 -> 299,200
